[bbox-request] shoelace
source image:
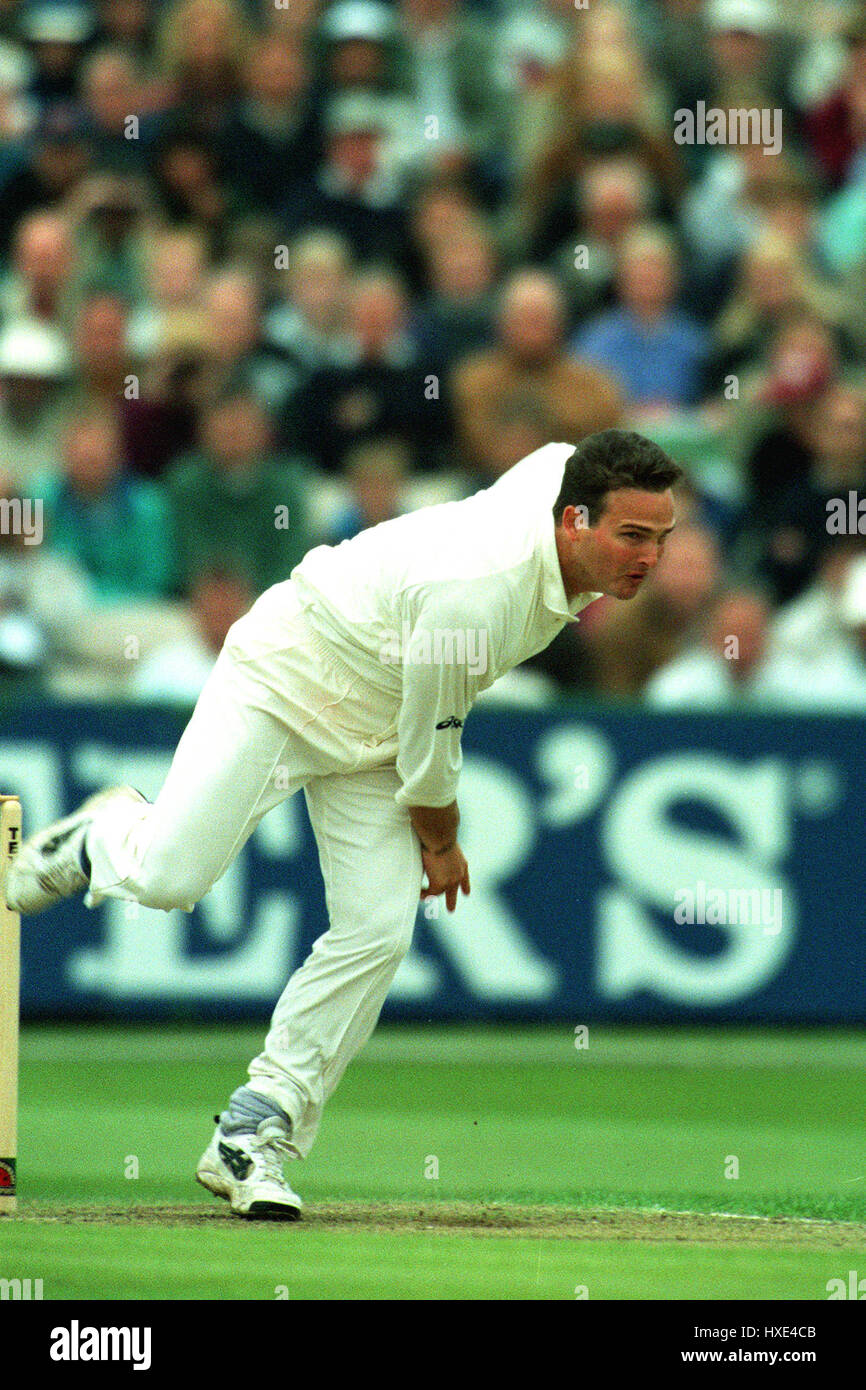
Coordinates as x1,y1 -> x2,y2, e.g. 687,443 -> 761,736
248,1123 -> 290,1187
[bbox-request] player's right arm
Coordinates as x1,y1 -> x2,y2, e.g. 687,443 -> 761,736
393,585 -> 483,912
392,588 -> 477,813
407,802 -> 470,914
408,802 -> 459,854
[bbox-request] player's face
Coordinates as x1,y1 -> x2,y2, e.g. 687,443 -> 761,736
563,487 -> 676,599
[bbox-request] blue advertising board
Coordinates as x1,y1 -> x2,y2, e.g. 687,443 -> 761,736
0,700 -> 863,1021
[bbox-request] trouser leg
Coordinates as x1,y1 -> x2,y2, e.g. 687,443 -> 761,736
85,648 -> 309,910
246,765 -> 423,1158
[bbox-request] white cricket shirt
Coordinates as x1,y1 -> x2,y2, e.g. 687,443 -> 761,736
290,442 -> 603,807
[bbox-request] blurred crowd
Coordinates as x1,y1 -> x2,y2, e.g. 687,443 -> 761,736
3,0 -> 866,708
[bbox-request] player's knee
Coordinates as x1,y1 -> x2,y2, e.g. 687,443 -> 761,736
377,914 -> 415,966
134,848 -> 215,911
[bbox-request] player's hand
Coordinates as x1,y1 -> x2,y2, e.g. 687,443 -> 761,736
420,843 -> 470,913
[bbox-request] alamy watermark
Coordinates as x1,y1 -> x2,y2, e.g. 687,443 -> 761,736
827,1270 -> 866,1299
379,623 -> 488,675
1,1277 -> 43,1299
0,497 -> 42,545
49,1322 -> 152,1370
674,881 -> 782,936
674,103 -> 782,156
826,492 -> 866,534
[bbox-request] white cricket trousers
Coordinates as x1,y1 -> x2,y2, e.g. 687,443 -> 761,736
84,580 -> 423,1159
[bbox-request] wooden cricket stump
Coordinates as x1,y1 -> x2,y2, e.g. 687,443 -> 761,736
0,795 -> 21,1214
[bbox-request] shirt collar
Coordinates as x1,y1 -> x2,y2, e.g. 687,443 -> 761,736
540,508 -> 602,622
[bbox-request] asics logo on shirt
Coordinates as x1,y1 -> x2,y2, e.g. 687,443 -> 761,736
435,716 -> 464,730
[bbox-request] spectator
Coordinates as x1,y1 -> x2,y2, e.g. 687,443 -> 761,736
494,0 -> 574,199
571,223 -> 709,410
150,122 -> 241,259
408,170 -> 483,291
282,92 -> 413,282
70,289 -> 131,407
708,230 -> 842,390
165,388 -> 314,595
785,552 -> 866,708
837,238 -> 866,358
652,550 -> 866,712
66,286 -> 196,481
264,229 -> 354,379
451,269 -> 622,479
218,32 -> 322,215
0,462 -> 135,693
65,170 -> 154,304
750,161 -> 826,273
129,563 -> 253,702
199,265 -> 298,424
128,225 -> 207,360
463,398 -> 553,490
123,313 -> 209,480
92,0 -> 160,70
551,156 -> 655,322
155,0 -> 251,131
576,0 -> 646,55
19,2 -> 94,107
317,0 -> 402,100
271,0 -> 321,42
326,436 -> 411,543
38,408 -> 173,601
0,102 -> 92,259
412,218 -> 497,378
700,0 -> 797,161
684,153 -> 827,326
0,209 -> 76,330
751,382 -> 866,603
296,267 -> 446,472
770,536 -> 866,668
0,34 -> 36,147
645,587 -> 783,708
394,0 -> 510,191
732,312 -> 839,522
1,461 -> 188,698
641,0 -> 711,121
521,40 -> 683,261
819,161 -> 866,281
0,317 -> 70,491
0,469 -> 49,679
78,46 -> 151,174
683,143 -> 815,284
803,12 -> 866,191
0,0 -> 864,713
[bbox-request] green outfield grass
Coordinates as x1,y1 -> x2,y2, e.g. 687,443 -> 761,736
2,1024 -> 865,1299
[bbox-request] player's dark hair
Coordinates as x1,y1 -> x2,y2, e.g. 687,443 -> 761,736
552,429 -> 682,526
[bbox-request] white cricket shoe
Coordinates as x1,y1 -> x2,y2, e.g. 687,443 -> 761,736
5,786 -> 147,915
196,1117 -> 303,1221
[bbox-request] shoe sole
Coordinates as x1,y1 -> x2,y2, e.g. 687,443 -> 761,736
195,1167 -> 302,1221
195,1169 -> 230,1202
239,1202 -> 302,1222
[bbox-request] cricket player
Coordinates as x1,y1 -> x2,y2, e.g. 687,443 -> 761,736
6,428 -> 679,1219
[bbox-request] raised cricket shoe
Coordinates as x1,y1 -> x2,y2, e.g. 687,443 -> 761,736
196,1115 -> 303,1220
4,786 -> 147,915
